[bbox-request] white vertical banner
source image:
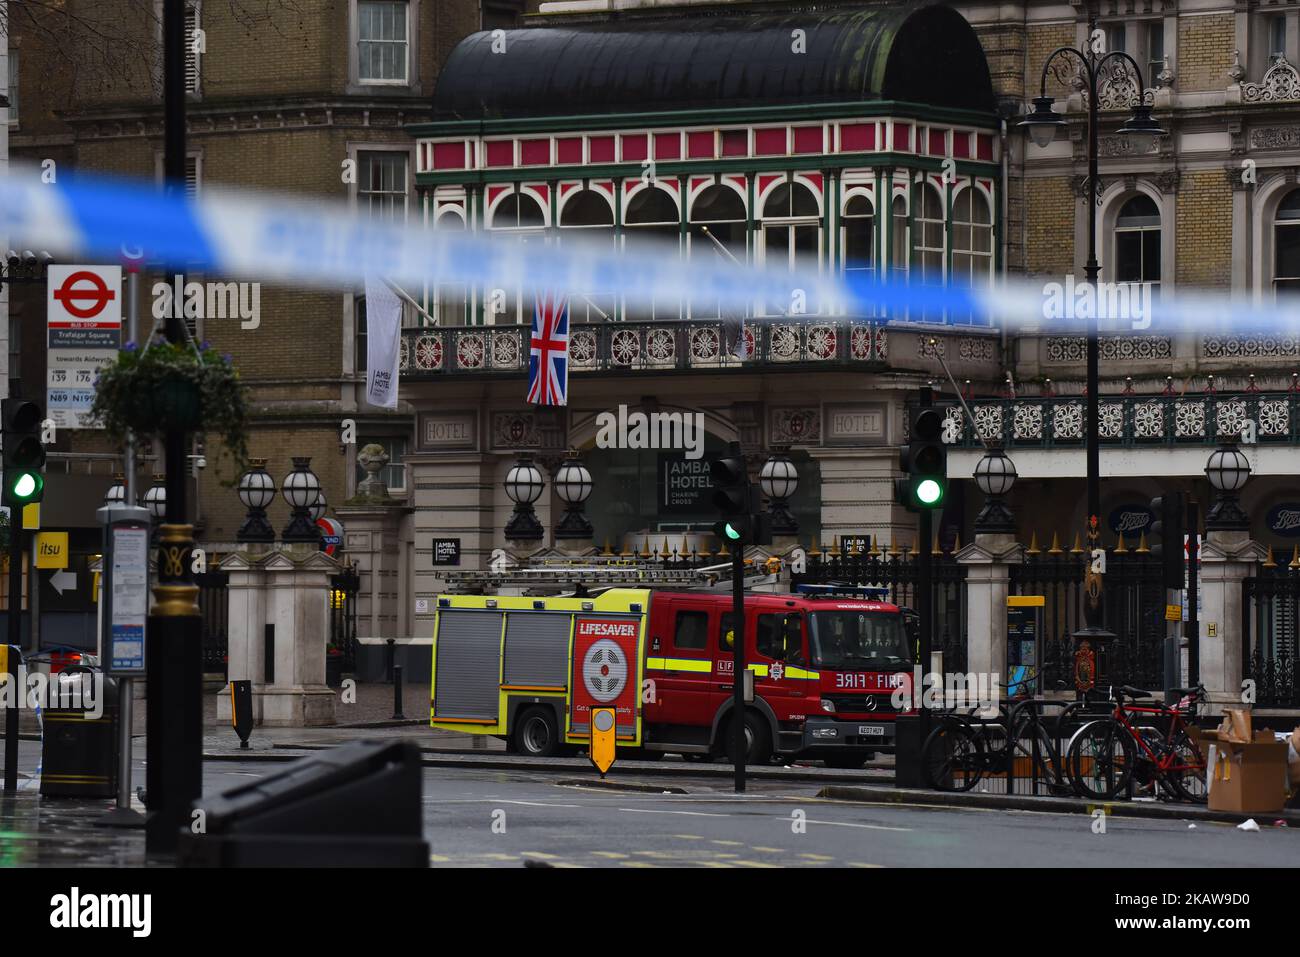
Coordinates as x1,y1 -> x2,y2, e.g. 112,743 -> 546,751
363,275 -> 402,409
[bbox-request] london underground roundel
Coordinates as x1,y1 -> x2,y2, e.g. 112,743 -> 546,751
581,638 -> 628,703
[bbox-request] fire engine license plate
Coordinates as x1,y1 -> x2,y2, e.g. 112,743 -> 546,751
858,725 -> 885,736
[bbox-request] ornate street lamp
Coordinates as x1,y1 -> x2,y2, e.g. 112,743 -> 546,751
504,455 -> 545,541
972,447 -> 1018,534
236,458 -> 277,543
281,457 -> 323,543
1205,444 -> 1251,530
104,472 -> 129,507
144,474 -> 167,543
553,449 -> 593,539
759,448 -> 799,535
1020,18 -> 1165,646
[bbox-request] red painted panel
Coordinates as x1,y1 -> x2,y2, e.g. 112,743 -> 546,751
622,133 -> 649,162
839,123 -> 874,152
928,129 -> 946,156
892,123 -> 912,152
721,129 -> 748,157
487,185 -> 507,206
758,174 -> 781,195
589,136 -> 616,163
690,177 -> 710,193
485,140 -> 514,167
533,184 -> 550,204
655,132 -> 682,160
804,173 -> 823,191
952,131 -> 971,159
725,175 -> 745,191
557,137 -> 583,164
754,128 -> 787,155
560,182 -> 577,197
976,133 -> 993,161
520,139 -> 550,166
792,126 -> 823,153
687,131 -> 715,159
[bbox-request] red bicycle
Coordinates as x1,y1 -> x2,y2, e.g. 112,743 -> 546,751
1067,684 -> 1207,803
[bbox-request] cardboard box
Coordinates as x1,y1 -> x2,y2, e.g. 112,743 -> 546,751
1206,732 -> 1290,814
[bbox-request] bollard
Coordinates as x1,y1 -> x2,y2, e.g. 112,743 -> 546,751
386,638 -> 396,683
392,665 -> 406,720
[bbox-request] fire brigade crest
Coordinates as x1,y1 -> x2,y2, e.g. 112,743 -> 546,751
769,661 -> 785,681
582,639 -> 628,702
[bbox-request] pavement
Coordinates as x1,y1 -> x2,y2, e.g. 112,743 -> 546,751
1,680 -> 1297,866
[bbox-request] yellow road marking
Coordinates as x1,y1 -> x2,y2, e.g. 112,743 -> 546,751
696,861 -> 735,868
429,854 -> 452,862
711,839 -> 743,846
751,846 -> 784,853
799,853 -> 835,861
847,862 -> 885,868
592,851 -> 629,859
672,834 -> 705,840
520,851 -> 562,860
733,860 -> 779,868
621,861 -> 658,868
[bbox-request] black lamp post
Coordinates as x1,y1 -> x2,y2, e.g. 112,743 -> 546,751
1020,18 -> 1165,640
504,455 -> 545,541
973,447 -> 1018,534
281,457 -> 323,543
759,448 -> 799,535
1205,444 -> 1251,530
236,458 -> 277,543
553,450 -> 594,539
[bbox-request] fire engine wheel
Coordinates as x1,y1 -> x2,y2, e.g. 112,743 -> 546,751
723,711 -> 772,766
513,707 -> 562,757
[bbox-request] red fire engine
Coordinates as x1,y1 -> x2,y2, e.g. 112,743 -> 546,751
430,584 -> 914,768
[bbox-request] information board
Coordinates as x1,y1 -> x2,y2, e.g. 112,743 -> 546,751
106,524 -> 149,675
1006,595 -> 1044,698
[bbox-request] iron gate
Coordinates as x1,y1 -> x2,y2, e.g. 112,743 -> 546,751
330,565 -> 361,673
196,569 -> 230,676
1009,550 -> 1165,691
1242,566 -> 1299,708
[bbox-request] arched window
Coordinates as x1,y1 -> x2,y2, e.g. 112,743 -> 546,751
1274,189 -> 1300,296
890,194 -> 908,284
1115,194 -> 1161,288
689,185 -> 746,318
559,190 -> 616,321
842,194 -> 875,286
433,214 -> 467,324
490,192 -> 545,229
625,187 -> 680,320
761,181 -> 820,315
487,192 -> 546,324
951,188 -> 993,285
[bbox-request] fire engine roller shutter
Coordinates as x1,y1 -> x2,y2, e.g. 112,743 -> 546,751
434,610 -> 503,720
503,613 -> 570,688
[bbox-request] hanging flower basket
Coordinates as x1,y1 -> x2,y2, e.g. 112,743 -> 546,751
89,340 -> 250,476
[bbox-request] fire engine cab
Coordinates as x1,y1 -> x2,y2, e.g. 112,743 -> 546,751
430,584 -> 914,768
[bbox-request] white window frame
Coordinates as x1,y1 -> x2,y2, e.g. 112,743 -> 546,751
351,0 -> 419,91
7,50 -> 18,127
349,144 -> 414,221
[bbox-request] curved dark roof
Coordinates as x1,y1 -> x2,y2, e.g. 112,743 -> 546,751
433,3 -> 996,120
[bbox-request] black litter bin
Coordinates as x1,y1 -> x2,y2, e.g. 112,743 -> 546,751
40,667 -> 120,798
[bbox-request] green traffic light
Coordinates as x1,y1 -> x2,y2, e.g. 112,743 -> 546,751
723,522 -> 742,541
10,472 -> 42,501
916,478 -> 943,506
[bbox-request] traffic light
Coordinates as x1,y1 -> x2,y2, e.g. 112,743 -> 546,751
897,405 -> 947,510
708,443 -> 772,546
1,399 -> 46,508
1149,491 -> 1185,590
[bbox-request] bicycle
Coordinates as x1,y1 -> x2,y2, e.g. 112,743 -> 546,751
922,701 -> 1075,795
1067,684 -> 1208,803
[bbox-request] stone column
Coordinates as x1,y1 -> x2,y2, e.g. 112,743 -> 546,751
807,447 -> 911,550
957,533 -> 1024,698
1197,529 -> 1265,716
216,545 -> 339,727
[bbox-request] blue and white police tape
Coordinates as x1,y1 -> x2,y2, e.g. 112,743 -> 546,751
2,166 -> 1297,337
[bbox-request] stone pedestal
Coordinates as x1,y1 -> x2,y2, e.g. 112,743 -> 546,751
1197,530 -> 1265,716
956,533 -> 1024,698
216,544 -> 339,727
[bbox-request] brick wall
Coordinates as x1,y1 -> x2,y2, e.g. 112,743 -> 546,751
1176,13 -> 1235,92
1024,177 -> 1076,277
1024,21 -> 1077,101
1175,170 -> 1232,287
975,23 -> 1026,102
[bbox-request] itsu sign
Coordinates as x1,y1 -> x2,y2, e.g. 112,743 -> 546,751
47,265 -> 123,430
569,618 -> 638,740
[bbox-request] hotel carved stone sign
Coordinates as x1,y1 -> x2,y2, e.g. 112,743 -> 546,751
418,411 -> 478,451
825,403 -> 886,445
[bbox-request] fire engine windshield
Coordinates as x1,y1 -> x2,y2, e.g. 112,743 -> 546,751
809,612 -> 912,670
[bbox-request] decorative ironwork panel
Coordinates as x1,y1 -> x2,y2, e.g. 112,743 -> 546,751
197,570 -> 230,676
1243,568 -> 1300,708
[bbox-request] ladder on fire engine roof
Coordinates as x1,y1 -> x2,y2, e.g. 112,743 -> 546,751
440,563 -> 781,597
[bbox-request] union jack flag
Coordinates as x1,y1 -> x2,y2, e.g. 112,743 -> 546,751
527,291 -> 569,406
